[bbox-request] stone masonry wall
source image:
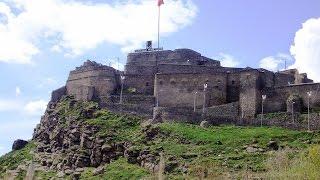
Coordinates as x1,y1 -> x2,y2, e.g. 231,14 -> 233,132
263,83 -> 320,113
152,102 -> 239,125
66,65 -> 119,101
206,102 -> 239,118
155,73 -> 227,108
239,70 -> 262,119
226,73 -> 241,103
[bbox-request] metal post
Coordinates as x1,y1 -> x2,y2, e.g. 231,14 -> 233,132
194,92 -> 198,112
261,100 -> 263,127
307,91 -> 312,131
120,75 -> 125,104
292,101 -> 295,124
158,6 -> 160,49
261,95 -> 266,127
202,83 -> 208,114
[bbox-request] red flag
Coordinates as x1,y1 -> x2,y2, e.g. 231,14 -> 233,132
158,0 -> 164,6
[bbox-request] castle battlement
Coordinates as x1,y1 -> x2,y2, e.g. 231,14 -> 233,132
50,43 -> 320,124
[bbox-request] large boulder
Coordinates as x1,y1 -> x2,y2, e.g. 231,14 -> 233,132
200,121 -> 209,128
267,141 -> 279,150
12,139 -> 28,151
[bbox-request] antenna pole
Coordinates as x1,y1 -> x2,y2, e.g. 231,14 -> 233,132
158,6 -> 160,49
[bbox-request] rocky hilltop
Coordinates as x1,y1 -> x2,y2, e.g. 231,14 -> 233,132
1,95 -> 320,179
31,96 -> 162,178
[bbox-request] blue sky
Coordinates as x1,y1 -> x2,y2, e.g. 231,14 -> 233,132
0,0 -> 320,155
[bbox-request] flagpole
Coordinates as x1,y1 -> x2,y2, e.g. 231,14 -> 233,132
158,5 -> 160,49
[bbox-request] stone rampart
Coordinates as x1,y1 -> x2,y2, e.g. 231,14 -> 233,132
239,69 -> 262,118
263,83 -> 320,113
206,102 -> 239,118
66,61 -> 120,101
51,86 -> 66,102
155,73 -> 227,108
255,112 -> 320,130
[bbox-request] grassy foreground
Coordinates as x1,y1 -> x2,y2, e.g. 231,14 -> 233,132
0,98 -> 320,179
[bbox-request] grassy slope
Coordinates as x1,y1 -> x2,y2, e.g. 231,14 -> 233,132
80,158 -> 149,180
151,123 -> 318,178
1,97 -> 320,179
0,142 -> 35,179
86,108 -> 320,179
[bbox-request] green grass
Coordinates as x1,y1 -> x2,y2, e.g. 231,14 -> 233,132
264,145 -> 320,179
55,95 -> 100,126
82,107 -> 320,178
2,97 -> 320,179
0,142 -> 35,178
34,170 -> 57,180
159,123 -> 316,148
80,158 -> 149,180
145,123 -> 319,177
85,110 -> 143,142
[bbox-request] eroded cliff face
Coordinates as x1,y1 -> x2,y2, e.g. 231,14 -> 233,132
31,96 -> 162,178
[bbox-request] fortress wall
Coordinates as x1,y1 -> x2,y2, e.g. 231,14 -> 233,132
261,88 -> 287,113
261,70 -> 275,88
262,83 -> 320,113
157,64 -> 219,74
153,103 -> 239,124
105,95 -> 155,105
126,48 -> 220,74
206,102 -> 239,118
275,72 -> 295,87
51,86 -> 67,102
155,73 -> 227,108
127,50 -> 171,64
124,75 -> 155,95
67,68 -> 119,100
239,70 -> 262,118
226,73 -> 240,102
124,65 -> 157,75
275,83 -> 320,107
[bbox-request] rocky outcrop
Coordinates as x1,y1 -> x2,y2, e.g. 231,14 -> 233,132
31,96 -> 165,177
12,139 -> 28,151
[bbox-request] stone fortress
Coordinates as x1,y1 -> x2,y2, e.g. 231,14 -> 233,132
51,41 -> 320,129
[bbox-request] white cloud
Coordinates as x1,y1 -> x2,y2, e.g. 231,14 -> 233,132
0,98 -> 48,115
15,86 -> 21,96
290,18 -> 320,82
24,99 -> 47,116
0,0 -> 197,64
217,53 -> 240,67
259,53 -> 292,71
